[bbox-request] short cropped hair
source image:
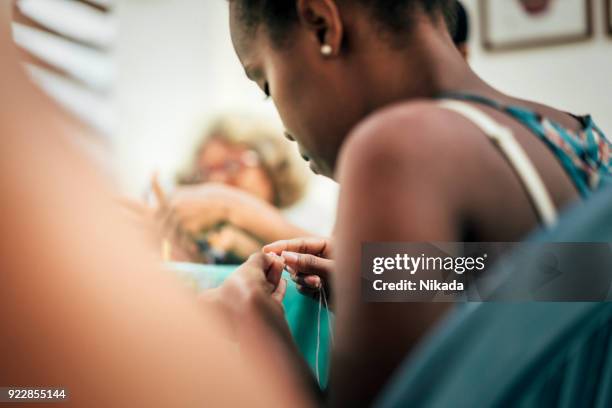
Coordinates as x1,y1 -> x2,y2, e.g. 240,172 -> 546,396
230,0 -> 455,47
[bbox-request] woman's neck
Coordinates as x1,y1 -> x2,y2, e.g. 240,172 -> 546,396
359,21 -> 502,112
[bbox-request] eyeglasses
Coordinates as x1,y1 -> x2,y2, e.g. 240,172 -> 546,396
194,149 -> 261,182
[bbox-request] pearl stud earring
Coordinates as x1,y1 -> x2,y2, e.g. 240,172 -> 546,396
320,44 -> 333,56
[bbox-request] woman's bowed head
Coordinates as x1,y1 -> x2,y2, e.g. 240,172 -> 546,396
229,0 -> 461,179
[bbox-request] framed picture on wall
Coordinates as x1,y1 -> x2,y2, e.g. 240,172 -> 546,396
480,0 -> 593,51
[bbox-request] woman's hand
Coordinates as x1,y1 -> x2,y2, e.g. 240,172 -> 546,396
201,252 -> 323,401
207,225 -> 263,260
115,196 -> 202,262
165,183 -> 308,244
200,252 -> 290,340
167,183 -> 257,233
263,237 -> 334,307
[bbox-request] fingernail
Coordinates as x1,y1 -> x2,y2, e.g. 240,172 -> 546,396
305,275 -> 321,288
265,253 -> 278,263
281,251 -> 298,263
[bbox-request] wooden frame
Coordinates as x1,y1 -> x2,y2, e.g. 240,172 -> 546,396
480,0 -> 593,51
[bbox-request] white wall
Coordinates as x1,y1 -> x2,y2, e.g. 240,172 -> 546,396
115,0 -> 278,194
114,0 -> 338,236
464,0 -> 612,135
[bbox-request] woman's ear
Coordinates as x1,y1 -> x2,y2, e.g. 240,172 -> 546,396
296,0 -> 343,57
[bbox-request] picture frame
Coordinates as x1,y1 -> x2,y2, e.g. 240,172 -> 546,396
480,0 -> 593,51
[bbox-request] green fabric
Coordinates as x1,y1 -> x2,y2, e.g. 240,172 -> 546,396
438,92 -> 612,198
376,303 -> 612,408
376,186 -> 612,408
167,262 -> 332,387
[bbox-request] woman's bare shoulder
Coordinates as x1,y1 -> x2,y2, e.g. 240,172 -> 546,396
333,100 -> 485,241
336,99 -> 483,184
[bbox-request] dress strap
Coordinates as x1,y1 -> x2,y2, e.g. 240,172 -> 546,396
438,100 -> 558,228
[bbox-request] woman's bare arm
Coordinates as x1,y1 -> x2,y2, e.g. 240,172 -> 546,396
329,105 -> 464,406
172,183 -> 312,241
0,4 -> 303,406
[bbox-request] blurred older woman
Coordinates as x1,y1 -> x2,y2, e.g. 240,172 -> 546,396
168,115 -> 313,263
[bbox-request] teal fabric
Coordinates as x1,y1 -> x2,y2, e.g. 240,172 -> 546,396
376,186 -> 612,408
438,92 -> 612,198
166,263 -> 332,387
376,303 -> 612,408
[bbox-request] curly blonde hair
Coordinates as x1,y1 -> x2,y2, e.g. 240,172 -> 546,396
179,114 -> 308,208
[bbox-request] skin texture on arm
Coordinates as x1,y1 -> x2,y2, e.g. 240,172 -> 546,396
0,4 -> 309,407
169,183 -> 312,245
329,104 -> 465,407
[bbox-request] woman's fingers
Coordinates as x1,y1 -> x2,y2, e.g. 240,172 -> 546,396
263,237 -> 331,258
264,253 -> 286,289
241,252 -> 286,293
291,273 -> 321,290
263,238 -> 335,303
281,251 -> 334,280
303,274 -> 321,288
212,254 -> 290,340
271,278 -> 287,304
282,253 -> 334,307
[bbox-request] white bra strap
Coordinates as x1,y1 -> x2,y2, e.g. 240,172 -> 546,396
438,100 -> 558,228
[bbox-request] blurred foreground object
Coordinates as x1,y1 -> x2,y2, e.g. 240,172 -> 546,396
0,3 -> 302,405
